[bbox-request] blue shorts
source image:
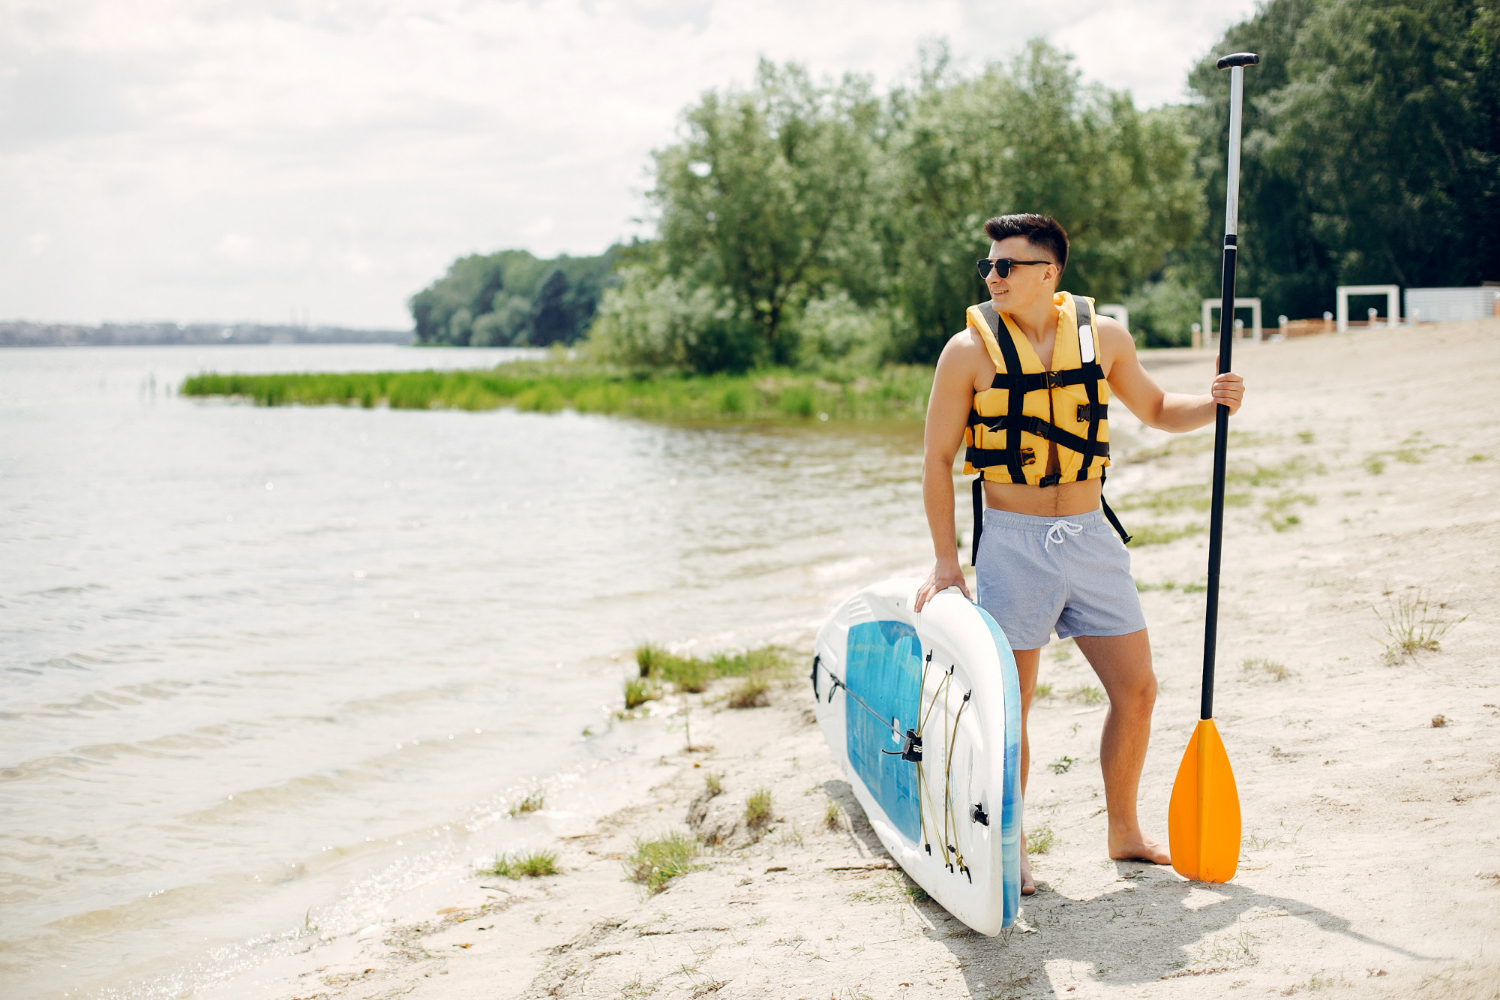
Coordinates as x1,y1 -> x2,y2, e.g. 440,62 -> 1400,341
974,507 -> 1148,651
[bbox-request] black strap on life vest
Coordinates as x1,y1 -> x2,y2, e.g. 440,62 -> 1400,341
977,302 -> 1030,486
1099,469 -> 1132,545
972,472 -> 1132,563
1075,298 -> 1104,482
971,475 -> 984,566
965,415 -> 1111,466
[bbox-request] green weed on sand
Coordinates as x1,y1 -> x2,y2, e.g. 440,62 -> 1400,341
508,791 -> 544,817
623,677 -> 659,710
634,644 -> 789,694
1126,522 -> 1205,547
627,832 -> 698,893
479,849 -> 559,879
744,788 -> 773,828
1028,826 -> 1056,855
1375,591 -> 1464,664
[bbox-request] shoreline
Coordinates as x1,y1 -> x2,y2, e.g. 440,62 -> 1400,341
197,320 -> 1500,999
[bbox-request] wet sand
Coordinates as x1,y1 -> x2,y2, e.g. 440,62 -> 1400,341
218,319 -> 1500,999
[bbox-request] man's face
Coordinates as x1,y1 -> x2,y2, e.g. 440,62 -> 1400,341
984,236 -> 1059,311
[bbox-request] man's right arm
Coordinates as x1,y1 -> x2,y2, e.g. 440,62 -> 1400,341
913,331 -> 982,612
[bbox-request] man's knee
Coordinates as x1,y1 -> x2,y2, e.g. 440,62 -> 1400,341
1112,671 -> 1157,714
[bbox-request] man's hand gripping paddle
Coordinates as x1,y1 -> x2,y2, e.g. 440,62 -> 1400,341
1168,51 -> 1258,883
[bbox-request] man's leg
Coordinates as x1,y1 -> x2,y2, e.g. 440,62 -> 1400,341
1013,647 -> 1040,894
1072,630 -> 1171,864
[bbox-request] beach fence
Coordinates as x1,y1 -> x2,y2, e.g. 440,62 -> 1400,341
1336,285 -> 1400,331
1098,303 -> 1128,330
1183,283 -> 1498,349
1199,298 -> 1262,346
1404,285 -> 1500,324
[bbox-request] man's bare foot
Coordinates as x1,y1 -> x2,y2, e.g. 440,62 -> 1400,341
1109,829 -> 1171,865
1019,844 -> 1036,895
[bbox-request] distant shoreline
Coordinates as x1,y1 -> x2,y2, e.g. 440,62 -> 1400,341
0,320 -> 413,348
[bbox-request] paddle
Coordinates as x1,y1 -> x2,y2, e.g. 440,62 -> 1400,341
1168,51 -> 1258,883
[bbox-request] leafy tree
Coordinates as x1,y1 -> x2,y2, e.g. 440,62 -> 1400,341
529,269 -> 573,346
648,60 -> 883,367
409,248 -> 620,345
880,42 -> 1202,361
1189,0 -> 1500,320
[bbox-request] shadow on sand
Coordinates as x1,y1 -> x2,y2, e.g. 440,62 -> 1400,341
826,781 -> 1438,996
936,864 -> 1439,997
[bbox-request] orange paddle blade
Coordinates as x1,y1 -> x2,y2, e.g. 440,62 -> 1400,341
1168,718 -> 1240,882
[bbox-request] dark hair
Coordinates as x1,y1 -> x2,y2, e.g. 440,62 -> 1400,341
982,214 -> 1069,278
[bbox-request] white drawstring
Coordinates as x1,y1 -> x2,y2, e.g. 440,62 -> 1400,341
1045,519 -> 1084,548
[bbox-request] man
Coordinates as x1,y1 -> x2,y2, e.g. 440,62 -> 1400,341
913,213 -> 1245,895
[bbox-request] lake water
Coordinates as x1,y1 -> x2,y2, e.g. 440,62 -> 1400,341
0,345 -> 937,1000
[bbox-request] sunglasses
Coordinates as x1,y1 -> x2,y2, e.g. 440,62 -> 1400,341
975,258 -> 1052,279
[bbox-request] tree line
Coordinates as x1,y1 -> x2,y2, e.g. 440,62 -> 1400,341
410,247 -> 621,347
413,0 -> 1499,369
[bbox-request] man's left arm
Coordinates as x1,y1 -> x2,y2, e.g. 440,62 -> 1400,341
1095,316 -> 1244,431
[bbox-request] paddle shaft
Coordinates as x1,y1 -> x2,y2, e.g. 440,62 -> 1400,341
1201,63 -> 1249,723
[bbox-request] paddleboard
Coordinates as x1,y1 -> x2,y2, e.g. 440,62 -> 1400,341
811,578 -> 1021,934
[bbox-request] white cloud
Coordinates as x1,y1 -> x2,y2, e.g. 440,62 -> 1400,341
0,0 -> 1257,327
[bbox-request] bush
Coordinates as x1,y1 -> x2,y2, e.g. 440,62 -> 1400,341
589,266 -> 762,374
1124,275 -> 1203,348
793,291 -> 892,369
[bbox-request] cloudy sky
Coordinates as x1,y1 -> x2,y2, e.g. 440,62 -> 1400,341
1,0 -> 1257,329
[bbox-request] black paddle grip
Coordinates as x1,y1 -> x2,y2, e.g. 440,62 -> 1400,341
1216,52 -> 1259,69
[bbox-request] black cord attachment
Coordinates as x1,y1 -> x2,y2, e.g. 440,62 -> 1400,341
881,729 -> 923,762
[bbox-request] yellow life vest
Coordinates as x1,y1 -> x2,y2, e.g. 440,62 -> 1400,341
962,291 -> 1110,487
961,292 -> 1132,561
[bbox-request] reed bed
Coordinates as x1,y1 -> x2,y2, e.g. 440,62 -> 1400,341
180,363 -> 935,422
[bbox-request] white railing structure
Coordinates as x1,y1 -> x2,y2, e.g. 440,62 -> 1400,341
1098,303 -> 1129,330
1404,287 -> 1500,323
1335,285 -> 1399,331
1202,297 -> 1262,342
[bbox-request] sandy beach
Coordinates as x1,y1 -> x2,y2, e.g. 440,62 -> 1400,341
217,319 -> 1500,1000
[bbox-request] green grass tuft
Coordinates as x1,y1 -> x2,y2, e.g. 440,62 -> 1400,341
1027,826 -> 1056,855
1241,657 -> 1292,681
1032,682 -> 1054,699
624,677 -> 659,710
726,677 -> 769,708
479,849 -> 559,879
824,798 -> 842,830
744,787 -> 773,828
634,644 -> 790,694
1375,591 -> 1464,664
1127,522 -> 1205,546
1065,684 -> 1106,705
627,832 -> 698,892
703,771 -> 723,796
508,791 -> 545,817
901,878 -> 931,903
1047,756 -> 1075,775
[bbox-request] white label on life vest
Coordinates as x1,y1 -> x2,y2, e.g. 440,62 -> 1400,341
1078,324 -> 1096,364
